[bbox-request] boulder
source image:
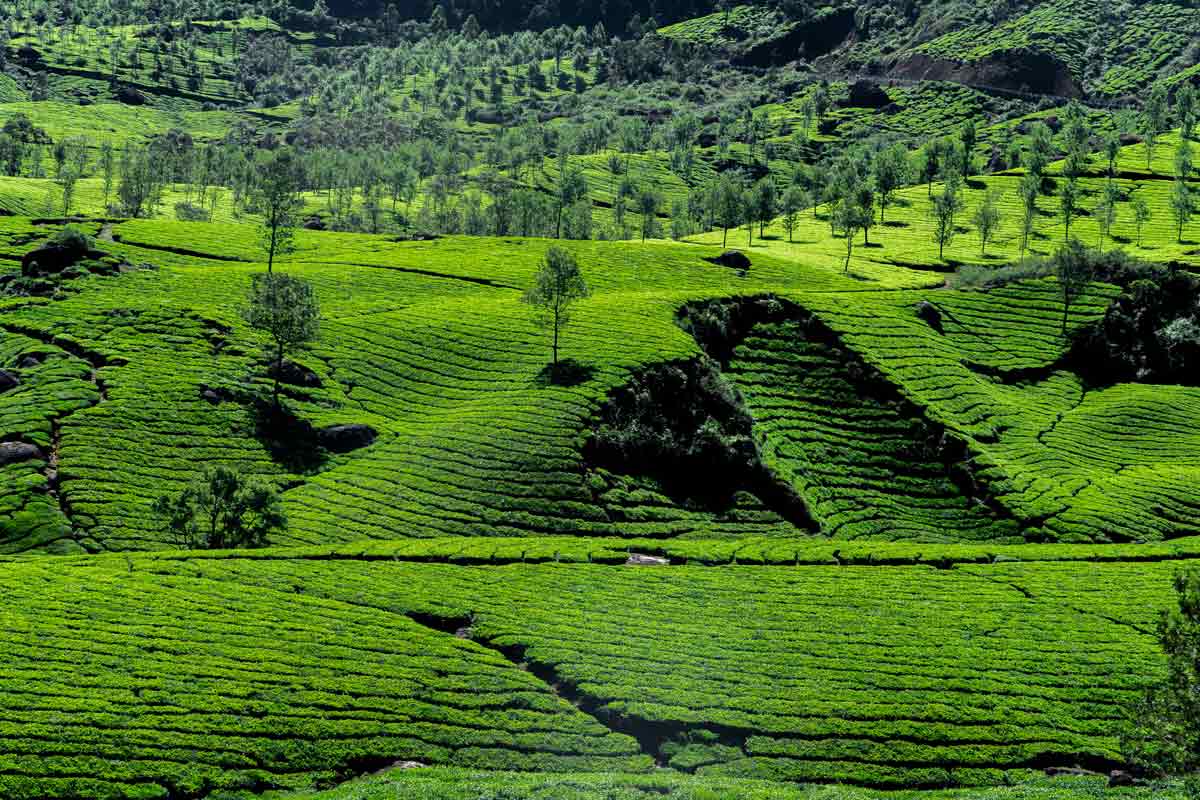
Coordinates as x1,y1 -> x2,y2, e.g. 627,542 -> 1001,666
318,424 -> 377,453
302,216 -> 327,231
0,369 -> 18,393
371,760 -> 427,776
710,250 -> 752,271
1108,770 -> 1135,787
270,358 -> 322,388
1044,766 -> 1101,778
844,79 -> 891,109
0,442 -> 45,466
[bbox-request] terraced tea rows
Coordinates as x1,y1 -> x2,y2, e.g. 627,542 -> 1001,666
726,320 -> 1020,542
2,219 -> 952,550
89,553 -> 1178,790
2,212 -> 1197,550
0,558 -> 648,799
290,767 -> 1186,800
797,283 -> 1200,542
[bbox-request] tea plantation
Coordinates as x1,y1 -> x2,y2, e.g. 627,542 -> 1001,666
3,0 -> 1200,797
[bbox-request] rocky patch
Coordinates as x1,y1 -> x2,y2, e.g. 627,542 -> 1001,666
0,442 -> 45,467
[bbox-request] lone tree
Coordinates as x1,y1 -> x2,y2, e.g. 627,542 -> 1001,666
1133,195 -> 1152,247
251,148 -> 302,273
1123,569 -> 1200,775
1171,178 -> 1194,243
714,172 -> 744,248
1059,178 -> 1080,241
780,185 -> 806,243
152,466 -> 285,550
932,186 -> 962,261
1018,171 -> 1039,256
874,143 -> 907,223
243,272 -> 321,408
1143,83 -> 1169,172
1053,239 -> 1093,335
752,177 -> 777,238
1095,183 -> 1119,251
637,187 -> 661,243
523,246 -> 588,372
972,188 -> 1001,257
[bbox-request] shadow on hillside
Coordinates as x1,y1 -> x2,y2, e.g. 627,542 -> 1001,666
251,402 -> 328,474
883,220 -> 909,228
535,359 -> 596,388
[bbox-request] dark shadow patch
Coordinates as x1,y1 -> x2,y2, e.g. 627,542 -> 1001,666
535,358 -> 596,387
251,402 -> 327,474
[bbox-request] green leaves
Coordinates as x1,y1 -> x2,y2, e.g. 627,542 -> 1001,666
152,465 -> 285,549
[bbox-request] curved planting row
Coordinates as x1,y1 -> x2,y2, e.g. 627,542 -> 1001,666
795,280 -> 1200,542
132,553 -> 1174,789
726,320 -> 1020,542
0,558 -> 647,799
4,222 -> 903,550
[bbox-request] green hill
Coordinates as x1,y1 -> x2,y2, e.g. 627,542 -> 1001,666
3,1 -> 1200,798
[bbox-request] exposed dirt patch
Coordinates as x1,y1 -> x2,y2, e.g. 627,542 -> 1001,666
892,49 -> 1081,98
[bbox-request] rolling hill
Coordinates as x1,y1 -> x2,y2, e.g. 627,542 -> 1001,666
1,1 -> 1200,798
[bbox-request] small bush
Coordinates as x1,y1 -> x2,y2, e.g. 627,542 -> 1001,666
49,225 -> 93,257
955,256 -> 1053,289
174,202 -> 211,222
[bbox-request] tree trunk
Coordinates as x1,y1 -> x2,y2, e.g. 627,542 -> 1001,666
552,311 -> 560,369
722,225 -> 728,247
1062,301 -> 1069,335
274,342 -> 284,408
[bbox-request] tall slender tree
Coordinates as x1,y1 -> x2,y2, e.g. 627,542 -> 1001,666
522,246 -> 589,373
251,149 -> 302,273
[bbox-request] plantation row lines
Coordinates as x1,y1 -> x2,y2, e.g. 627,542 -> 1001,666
130,557 -> 1174,788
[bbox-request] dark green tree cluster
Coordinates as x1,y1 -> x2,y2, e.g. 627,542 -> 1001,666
152,466 -> 285,550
